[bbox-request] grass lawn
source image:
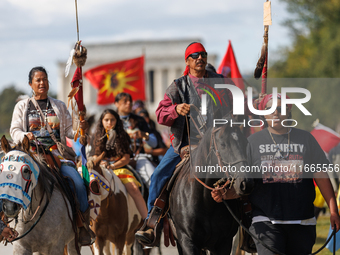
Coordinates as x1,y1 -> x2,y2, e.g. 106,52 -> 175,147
313,213 -> 336,255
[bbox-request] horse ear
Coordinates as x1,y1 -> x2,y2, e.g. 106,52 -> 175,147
93,151 -> 106,166
22,135 -> 30,152
1,135 -> 11,153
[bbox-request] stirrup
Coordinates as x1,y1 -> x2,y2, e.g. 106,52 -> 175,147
136,220 -> 162,247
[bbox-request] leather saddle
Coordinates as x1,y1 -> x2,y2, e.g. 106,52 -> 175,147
140,145 -> 197,247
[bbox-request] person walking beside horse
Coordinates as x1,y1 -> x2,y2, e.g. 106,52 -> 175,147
212,93 -> 340,255
135,42 -> 236,245
9,66 -> 94,246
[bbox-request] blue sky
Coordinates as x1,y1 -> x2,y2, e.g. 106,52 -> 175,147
0,0 -> 292,95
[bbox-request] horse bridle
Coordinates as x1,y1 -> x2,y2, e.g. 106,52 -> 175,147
7,183 -> 54,243
208,126 -> 248,176
186,113 -> 247,191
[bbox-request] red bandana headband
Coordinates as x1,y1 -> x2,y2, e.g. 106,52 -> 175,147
258,93 -> 292,110
183,42 -> 206,75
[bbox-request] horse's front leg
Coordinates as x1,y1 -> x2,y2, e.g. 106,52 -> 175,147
13,243 -> 33,255
176,232 -> 202,255
66,239 -> 81,255
92,238 -> 110,255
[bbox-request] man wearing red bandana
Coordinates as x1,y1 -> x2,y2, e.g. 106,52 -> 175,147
135,42 -> 233,245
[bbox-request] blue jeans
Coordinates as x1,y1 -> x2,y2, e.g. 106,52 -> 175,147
147,145 -> 184,217
60,164 -> 88,213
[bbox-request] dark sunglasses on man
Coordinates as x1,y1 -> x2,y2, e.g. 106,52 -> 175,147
265,106 -> 290,114
189,51 -> 208,59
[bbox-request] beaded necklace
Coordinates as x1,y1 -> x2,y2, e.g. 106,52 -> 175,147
268,128 -> 292,160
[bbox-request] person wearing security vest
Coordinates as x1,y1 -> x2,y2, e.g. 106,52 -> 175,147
135,42 -> 234,245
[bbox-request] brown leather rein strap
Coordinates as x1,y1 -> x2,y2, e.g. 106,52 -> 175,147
193,175 -> 230,191
23,191 -> 45,223
185,115 -> 231,191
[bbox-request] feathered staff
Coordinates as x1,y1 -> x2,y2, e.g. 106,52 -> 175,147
254,0 -> 272,94
65,0 -> 87,146
65,0 -> 90,186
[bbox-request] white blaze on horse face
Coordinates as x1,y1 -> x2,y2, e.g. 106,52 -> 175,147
0,150 -> 40,210
231,132 -> 238,141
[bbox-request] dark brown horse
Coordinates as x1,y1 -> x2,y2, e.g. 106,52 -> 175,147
169,123 -> 253,255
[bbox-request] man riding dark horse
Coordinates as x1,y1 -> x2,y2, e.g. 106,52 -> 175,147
135,42 -> 238,245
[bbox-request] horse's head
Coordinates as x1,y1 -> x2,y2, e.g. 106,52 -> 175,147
0,135 -> 40,218
209,121 -> 254,196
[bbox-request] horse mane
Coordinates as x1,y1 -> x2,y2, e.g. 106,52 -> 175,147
13,142 -> 57,202
194,126 -> 213,167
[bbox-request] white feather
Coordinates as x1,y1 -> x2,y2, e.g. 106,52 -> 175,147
65,49 -> 75,77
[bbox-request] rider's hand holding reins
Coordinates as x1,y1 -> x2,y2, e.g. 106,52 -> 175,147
176,103 -> 190,116
26,132 -> 35,141
1,227 -> 18,242
211,190 -> 224,203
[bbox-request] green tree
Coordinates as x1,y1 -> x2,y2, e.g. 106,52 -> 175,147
0,86 -> 26,133
268,0 -> 340,131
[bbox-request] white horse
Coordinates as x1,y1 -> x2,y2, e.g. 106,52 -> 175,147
0,135 -> 78,255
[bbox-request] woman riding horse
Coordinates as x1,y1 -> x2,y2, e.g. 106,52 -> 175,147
93,109 -> 148,220
9,66 -> 94,245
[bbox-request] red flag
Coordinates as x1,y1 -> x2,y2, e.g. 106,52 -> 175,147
71,66 -> 85,111
217,40 -> 245,91
311,123 -> 340,153
84,56 -> 145,105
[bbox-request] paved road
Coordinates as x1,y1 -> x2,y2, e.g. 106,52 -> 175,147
0,232 -> 252,255
0,237 -> 179,255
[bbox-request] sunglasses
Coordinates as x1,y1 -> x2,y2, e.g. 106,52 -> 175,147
188,51 -> 208,59
265,106 -> 290,114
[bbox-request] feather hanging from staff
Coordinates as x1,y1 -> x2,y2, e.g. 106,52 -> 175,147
254,42 -> 267,79
65,41 -> 87,143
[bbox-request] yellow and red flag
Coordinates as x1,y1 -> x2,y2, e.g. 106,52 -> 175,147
84,56 -> 145,105
217,40 -> 245,91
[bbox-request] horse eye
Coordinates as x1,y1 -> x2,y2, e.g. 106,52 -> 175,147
0,164 -> 3,173
220,142 -> 226,148
21,165 -> 31,180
